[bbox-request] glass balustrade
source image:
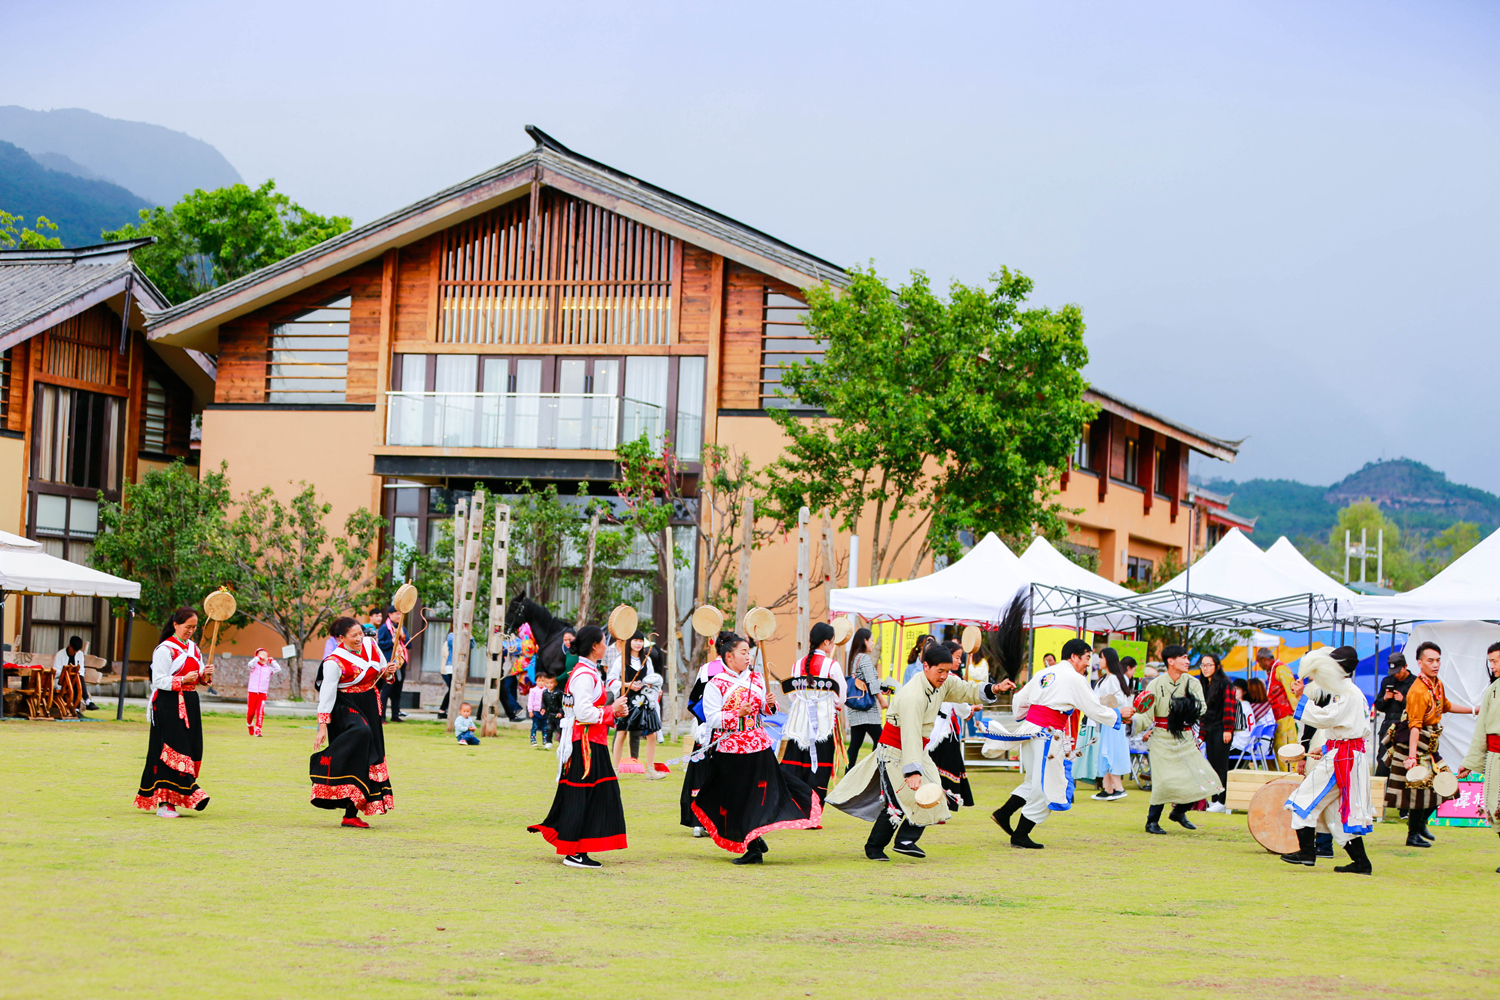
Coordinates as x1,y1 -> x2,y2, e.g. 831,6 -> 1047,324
385,392 -> 664,451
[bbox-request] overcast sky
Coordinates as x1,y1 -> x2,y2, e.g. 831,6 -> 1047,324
6,1 -> 1497,490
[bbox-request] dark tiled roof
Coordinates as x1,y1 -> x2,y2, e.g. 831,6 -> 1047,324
0,240 -> 166,347
1085,386 -> 1242,461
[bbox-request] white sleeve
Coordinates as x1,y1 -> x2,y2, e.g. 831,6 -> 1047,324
149,644 -> 176,692
270,659 -> 282,675
54,650 -> 68,675
643,659 -> 662,693
831,662 -> 847,705
1011,676 -> 1036,719
571,670 -> 605,724
1071,670 -> 1122,728
703,679 -> 728,731
317,660 -> 340,716
605,662 -> 621,698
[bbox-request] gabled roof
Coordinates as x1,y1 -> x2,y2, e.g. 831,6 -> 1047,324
1084,386 -> 1242,462
0,239 -> 168,352
148,127 -> 848,351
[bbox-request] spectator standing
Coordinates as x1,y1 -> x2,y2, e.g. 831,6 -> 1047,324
1374,652 -> 1414,777
245,647 -> 281,736
1197,652 -> 1235,812
845,628 -> 885,769
376,606 -> 406,723
1090,647 -> 1132,800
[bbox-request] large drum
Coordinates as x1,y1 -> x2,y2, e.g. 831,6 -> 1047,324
1247,778 -> 1303,854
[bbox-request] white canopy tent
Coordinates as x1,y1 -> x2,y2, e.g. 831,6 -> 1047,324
828,532 -> 1138,631
0,529 -> 142,721
1264,536 -> 1358,603
1353,526 -> 1500,623
1017,536 -> 1139,631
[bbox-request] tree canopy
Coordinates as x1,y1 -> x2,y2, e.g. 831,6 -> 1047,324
0,210 -> 62,249
101,180 -> 350,304
761,265 -> 1095,585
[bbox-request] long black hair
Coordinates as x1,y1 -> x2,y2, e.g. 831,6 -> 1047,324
1198,651 -> 1227,720
158,607 -> 198,644
941,639 -> 967,676
1098,646 -> 1131,698
906,634 -> 933,664
1167,694 -> 1202,737
849,627 -> 873,661
570,625 -> 605,659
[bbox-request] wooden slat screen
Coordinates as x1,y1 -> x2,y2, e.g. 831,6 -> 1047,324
438,190 -> 674,347
0,347 -> 10,423
43,306 -> 114,385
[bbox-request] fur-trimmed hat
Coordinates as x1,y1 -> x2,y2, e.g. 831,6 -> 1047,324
1330,645 -> 1359,677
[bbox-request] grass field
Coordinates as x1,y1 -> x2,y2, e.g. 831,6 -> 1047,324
2,711 -> 1496,1000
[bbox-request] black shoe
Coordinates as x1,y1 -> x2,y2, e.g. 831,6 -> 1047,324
1405,835 -> 1431,848
1010,817 -> 1044,849
84,701 -> 98,711
194,796 -> 210,812
1334,837 -> 1373,875
992,794 -> 1023,836
864,846 -> 889,861
892,841 -> 926,858
1144,822 -> 1167,835
437,712 -> 447,720
563,853 -> 602,869
1316,846 -> 1335,858
749,837 -> 768,855
732,851 -> 763,865
1280,850 -> 1315,866
1168,810 -> 1196,830
1417,830 -> 1435,844
1281,826 -> 1316,866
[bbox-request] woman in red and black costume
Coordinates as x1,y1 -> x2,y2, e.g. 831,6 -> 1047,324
528,625 -> 630,869
135,607 -> 212,817
779,622 -> 846,802
692,630 -> 822,864
310,616 -> 396,827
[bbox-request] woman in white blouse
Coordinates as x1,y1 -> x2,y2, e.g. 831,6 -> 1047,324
310,616 -> 396,827
134,607 -> 213,817
1090,647 -> 1133,801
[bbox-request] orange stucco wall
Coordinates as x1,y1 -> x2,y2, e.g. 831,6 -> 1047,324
0,432 -> 24,647
1057,470 -> 1190,584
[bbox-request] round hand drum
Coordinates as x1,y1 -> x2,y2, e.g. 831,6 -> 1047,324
1433,769 -> 1460,798
1247,778 -> 1303,854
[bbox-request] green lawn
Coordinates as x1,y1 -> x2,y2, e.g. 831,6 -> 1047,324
2,711 -> 1495,1000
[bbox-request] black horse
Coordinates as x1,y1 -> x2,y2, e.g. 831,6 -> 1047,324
504,594 -> 576,701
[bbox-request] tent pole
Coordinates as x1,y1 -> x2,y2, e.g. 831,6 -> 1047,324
1027,585 -> 1035,679
0,589 -> 7,722
115,601 -> 136,722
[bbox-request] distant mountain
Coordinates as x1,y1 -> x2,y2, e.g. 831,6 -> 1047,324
0,106 -> 241,207
1200,458 -> 1500,546
0,141 -> 151,247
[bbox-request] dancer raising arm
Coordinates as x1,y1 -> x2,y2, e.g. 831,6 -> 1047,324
310,616 -> 397,827
135,607 -> 213,817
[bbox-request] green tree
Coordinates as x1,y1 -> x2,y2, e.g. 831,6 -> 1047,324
92,460 -> 238,632
761,265 -> 1095,585
0,210 -> 62,249
1428,521 -> 1480,573
102,180 -> 351,304
1313,499 -> 1425,590
220,484 -> 389,699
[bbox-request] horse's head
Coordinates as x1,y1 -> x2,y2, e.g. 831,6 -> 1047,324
503,592 -> 528,634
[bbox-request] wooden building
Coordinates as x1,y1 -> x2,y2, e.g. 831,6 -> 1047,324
147,127 -> 1239,692
0,240 -> 213,659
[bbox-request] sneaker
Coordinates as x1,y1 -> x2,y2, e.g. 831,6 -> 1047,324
1090,791 -> 1112,801
563,853 -> 602,869
542,742 -> 552,749
1206,802 -> 1229,814
892,841 -> 926,859
85,701 -> 98,711
155,805 -> 179,819
692,826 -> 706,838
1107,790 -> 1128,800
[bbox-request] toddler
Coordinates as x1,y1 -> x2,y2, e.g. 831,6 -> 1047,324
455,702 -> 480,745
530,674 -> 557,748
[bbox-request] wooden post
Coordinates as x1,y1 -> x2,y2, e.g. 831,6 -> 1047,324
577,510 -> 600,625
662,524 -> 679,736
449,497 -> 468,717
734,496 -> 753,632
796,506 -> 810,662
821,511 -> 835,621
447,493 -> 486,733
481,503 -> 511,738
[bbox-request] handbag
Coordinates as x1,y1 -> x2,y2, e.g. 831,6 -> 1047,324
846,671 -> 876,712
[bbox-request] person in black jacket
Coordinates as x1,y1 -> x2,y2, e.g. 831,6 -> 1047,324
375,605 -> 406,723
1374,651 -> 1414,778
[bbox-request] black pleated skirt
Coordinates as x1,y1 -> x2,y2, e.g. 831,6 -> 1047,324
310,688 -> 394,816
135,690 -> 208,811
529,739 -> 628,855
680,740 -> 707,827
780,735 -> 836,800
930,731 -> 974,808
692,747 -> 822,853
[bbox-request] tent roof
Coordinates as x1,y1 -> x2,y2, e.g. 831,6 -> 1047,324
0,530 -> 141,599
1018,536 -> 1135,598
828,533 -> 1032,628
1354,526 -> 1500,622
1263,536 -> 1358,602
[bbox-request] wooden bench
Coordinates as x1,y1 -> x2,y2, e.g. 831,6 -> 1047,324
1225,769 -> 1385,821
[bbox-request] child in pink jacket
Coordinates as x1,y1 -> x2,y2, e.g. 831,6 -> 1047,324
246,648 -> 281,735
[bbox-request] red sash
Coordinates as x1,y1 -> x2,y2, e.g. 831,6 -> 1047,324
878,722 -> 928,750
1153,719 -> 1170,729
1325,737 -> 1363,825
1025,705 -> 1071,730
1487,734 -> 1500,753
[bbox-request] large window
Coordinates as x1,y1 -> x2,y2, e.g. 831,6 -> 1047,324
1122,437 -> 1140,484
623,356 -> 668,448
675,356 -> 705,461
267,294 -> 350,403
31,384 -> 124,491
1126,555 -> 1153,584
760,290 -> 820,409
25,494 -> 102,657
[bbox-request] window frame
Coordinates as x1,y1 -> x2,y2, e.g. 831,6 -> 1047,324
265,291 -> 353,404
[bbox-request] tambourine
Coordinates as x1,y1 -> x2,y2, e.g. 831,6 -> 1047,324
744,607 -> 776,642
392,582 -> 419,616
691,605 -> 724,638
961,625 -> 981,655
608,605 -> 639,641
831,616 -> 854,645
1433,770 -> 1460,797
1132,690 -> 1155,715
1276,744 -> 1306,762
914,783 -> 944,810
203,588 -> 237,622
1406,764 -> 1431,784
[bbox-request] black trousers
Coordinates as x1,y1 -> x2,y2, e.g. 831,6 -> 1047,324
500,674 -> 522,719
439,674 -> 453,716
1203,730 -> 1230,803
380,677 -> 404,721
867,809 -> 925,850
847,723 -> 882,769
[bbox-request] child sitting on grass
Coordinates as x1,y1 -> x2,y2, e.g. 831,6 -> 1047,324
455,703 -> 480,745
530,673 -> 558,749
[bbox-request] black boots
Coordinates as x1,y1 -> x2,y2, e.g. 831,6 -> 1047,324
1011,817 -> 1044,849
1334,837 -> 1373,875
992,795 -> 1024,835
1168,805 -> 1196,830
1144,804 -> 1166,835
1406,808 -> 1433,848
733,836 -> 769,864
1281,826 -> 1316,866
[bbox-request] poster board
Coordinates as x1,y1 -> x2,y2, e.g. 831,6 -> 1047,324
1106,638 -> 1147,667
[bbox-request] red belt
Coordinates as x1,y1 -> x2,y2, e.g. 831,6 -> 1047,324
1025,705 -> 1071,730
1153,719 -> 1169,729
878,722 -> 928,750
1488,734 -> 1500,753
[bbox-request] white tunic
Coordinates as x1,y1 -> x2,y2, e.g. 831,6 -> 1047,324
781,651 -> 847,749
1285,685 -> 1374,843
